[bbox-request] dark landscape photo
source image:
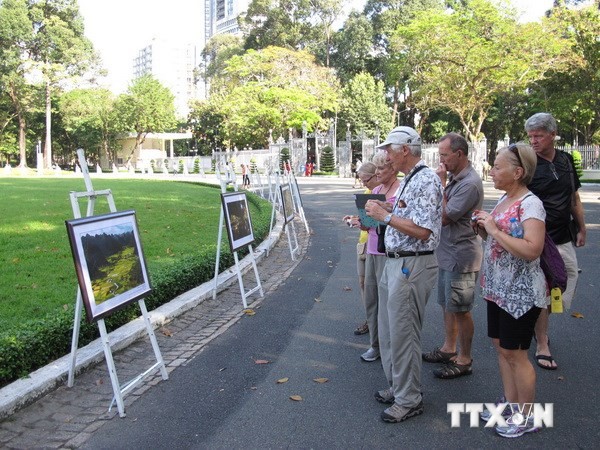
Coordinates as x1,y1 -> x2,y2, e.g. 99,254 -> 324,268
221,192 -> 255,252
80,224 -> 144,304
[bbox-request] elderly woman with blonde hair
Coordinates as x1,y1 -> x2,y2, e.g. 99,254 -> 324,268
473,143 -> 547,438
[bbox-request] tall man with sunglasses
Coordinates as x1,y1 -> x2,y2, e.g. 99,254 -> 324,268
525,112 -> 587,370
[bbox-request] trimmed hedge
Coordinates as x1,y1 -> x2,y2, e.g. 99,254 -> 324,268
0,191 -> 272,387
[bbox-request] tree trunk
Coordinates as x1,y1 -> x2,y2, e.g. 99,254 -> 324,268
44,81 -> 52,169
18,116 -> 27,168
7,80 -> 28,168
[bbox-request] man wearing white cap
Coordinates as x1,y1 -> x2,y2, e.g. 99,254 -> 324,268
365,126 -> 443,423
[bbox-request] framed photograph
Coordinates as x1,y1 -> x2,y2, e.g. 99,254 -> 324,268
65,210 -> 152,322
280,183 -> 295,224
221,192 -> 255,253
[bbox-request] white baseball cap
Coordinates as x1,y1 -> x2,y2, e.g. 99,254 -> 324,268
377,126 -> 421,149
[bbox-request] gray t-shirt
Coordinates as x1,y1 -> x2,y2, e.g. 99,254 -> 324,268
436,164 -> 483,272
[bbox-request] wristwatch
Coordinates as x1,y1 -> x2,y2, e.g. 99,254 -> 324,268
383,214 -> 393,225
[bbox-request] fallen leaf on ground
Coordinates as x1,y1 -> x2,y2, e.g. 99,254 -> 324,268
254,359 -> 270,365
95,378 -> 103,386
243,309 -> 256,316
571,312 -> 584,319
343,286 -> 352,291
314,298 -> 322,302
250,386 -> 257,390
290,395 -> 303,401
313,377 -> 329,383
160,327 -> 173,337
276,377 -> 289,384
557,376 -> 564,381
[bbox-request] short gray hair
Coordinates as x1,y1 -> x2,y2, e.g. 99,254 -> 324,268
357,161 -> 376,176
439,132 -> 468,156
525,113 -> 557,133
389,143 -> 422,157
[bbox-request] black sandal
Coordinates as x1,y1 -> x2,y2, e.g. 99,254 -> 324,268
422,347 -> 457,363
433,361 -> 473,379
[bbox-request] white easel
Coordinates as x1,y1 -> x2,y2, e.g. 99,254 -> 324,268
268,174 -> 299,261
67,149 -> 168,418
212,172 -> 264,308
287,171 -> 309,233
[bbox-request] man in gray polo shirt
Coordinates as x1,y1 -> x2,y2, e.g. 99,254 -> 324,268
422,133 -> 483,379
365,126 -> 442,423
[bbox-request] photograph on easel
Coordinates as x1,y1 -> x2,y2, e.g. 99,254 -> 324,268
221,192 -> 255,252
65,210 -> 152,322
280,184 -> 295,224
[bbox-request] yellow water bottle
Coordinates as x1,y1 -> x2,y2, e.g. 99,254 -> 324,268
550,287 -> 563,313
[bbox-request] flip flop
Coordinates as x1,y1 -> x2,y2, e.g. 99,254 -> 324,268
535,354 -> 558,370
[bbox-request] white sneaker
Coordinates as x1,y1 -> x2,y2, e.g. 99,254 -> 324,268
361,347 -> 380,362
495,416 -> 539,438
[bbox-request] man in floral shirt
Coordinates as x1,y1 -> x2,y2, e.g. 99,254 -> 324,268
365,126 -> 443,423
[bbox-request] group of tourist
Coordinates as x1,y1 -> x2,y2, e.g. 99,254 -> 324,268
343,113 -> 586,438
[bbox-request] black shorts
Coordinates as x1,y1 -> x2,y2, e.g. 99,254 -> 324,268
487,300 -> 541,350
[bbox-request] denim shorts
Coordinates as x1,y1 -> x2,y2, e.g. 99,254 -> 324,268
437,269 -> 477,313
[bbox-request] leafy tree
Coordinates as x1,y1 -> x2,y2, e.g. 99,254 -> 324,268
330,12 -> 375,84
27,0 -> 98,168
188,99 -> 227,154
320,145 -> 335,172
0,0 -> 34,167
200,33 -> 244,89
57,88 -> 116,164
209,46 -> 340,148
279,147 -> 290,171
363,0 -> 444,125
241,0 -> 316,51
339,72 -> 392,137
393,0 -> 569,143
529,4 -> 600,144
308,0 -> 345,67
113,75 -> 177,163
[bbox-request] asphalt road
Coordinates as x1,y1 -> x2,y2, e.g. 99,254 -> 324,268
83,178 -> 600,449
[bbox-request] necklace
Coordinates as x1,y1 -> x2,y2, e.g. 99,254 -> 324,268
382,179 -> 398,197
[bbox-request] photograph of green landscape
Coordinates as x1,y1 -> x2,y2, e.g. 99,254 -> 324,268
66,210 -> 151,322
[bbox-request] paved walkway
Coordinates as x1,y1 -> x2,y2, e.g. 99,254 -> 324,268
1,175 -> 598,449
0,212 -> 308,449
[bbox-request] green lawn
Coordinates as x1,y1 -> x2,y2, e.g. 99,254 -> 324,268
0,177 -> 255,330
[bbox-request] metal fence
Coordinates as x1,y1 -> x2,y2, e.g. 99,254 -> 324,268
556,145 -> 599,169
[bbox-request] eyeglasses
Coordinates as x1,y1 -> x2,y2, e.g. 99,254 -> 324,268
361,174 -> 375,183
508,144 -> 523,167
548,162 -> 559,180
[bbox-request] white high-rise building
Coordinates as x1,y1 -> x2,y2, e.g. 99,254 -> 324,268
133,38 -> 201,120
205,0 -> 250,40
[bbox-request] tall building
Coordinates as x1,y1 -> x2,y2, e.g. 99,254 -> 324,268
205,0 -> 250,40
133,38 -> 201,120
